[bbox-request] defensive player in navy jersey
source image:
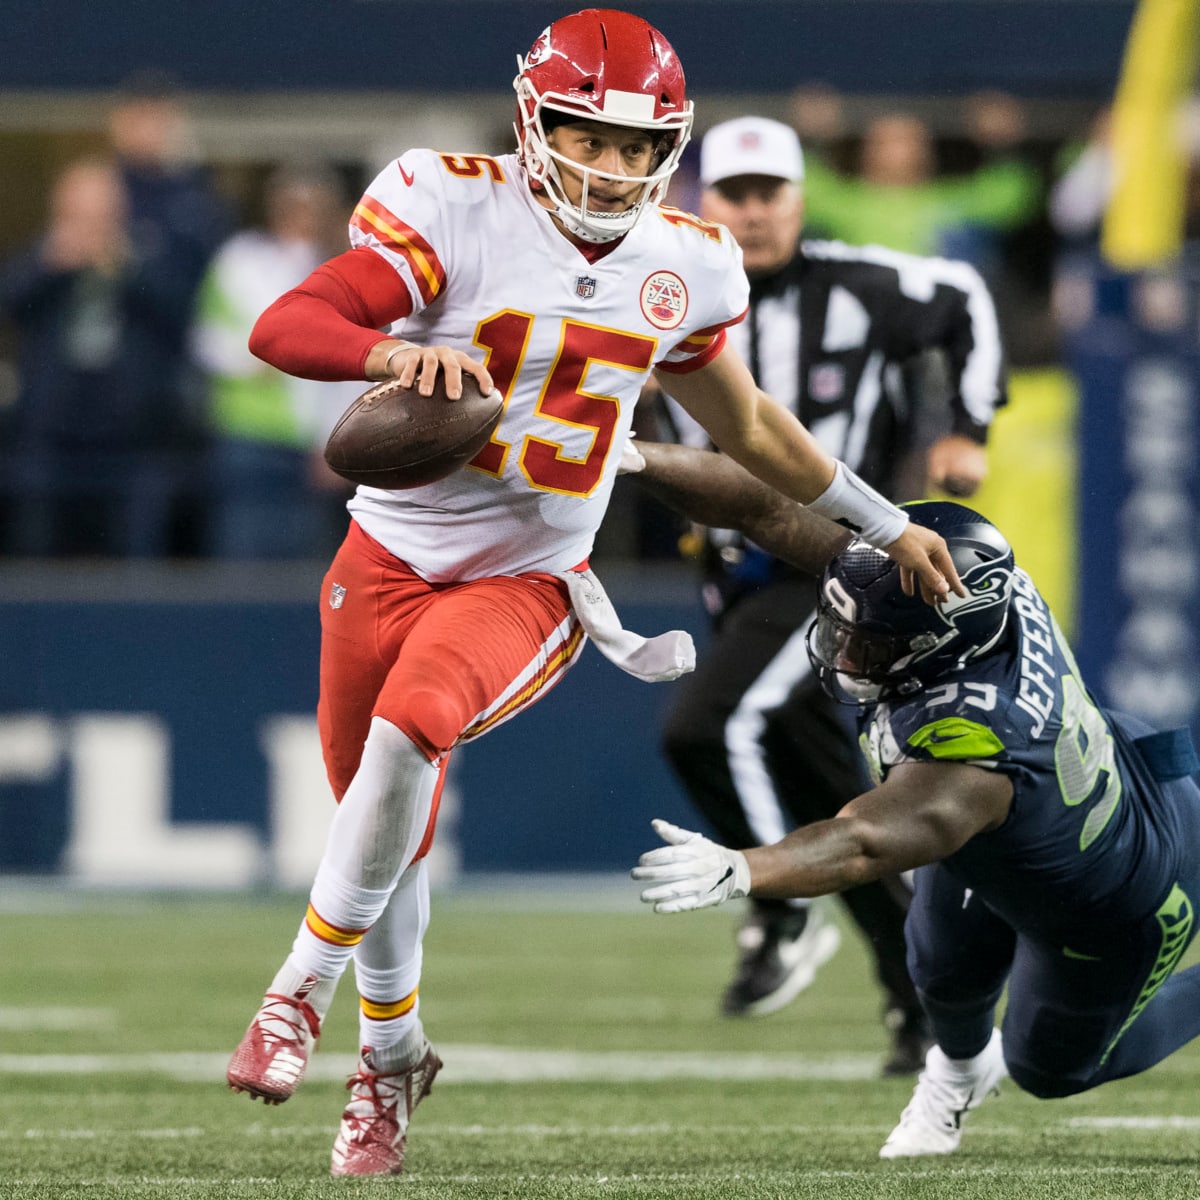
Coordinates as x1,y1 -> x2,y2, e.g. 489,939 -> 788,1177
624,439 -> 1200,1158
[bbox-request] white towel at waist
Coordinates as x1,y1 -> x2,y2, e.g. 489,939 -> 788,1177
556,567 -> 695,683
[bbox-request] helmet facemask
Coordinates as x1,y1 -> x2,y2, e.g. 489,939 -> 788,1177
807,600 -> 949,703
513,83 -> 690,242
806,592 -> 958,704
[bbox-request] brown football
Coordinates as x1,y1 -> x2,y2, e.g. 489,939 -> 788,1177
324,375 -> 504,489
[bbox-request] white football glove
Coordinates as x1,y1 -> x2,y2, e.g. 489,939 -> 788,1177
617,434 -> 646,475
631,818 -> 751,914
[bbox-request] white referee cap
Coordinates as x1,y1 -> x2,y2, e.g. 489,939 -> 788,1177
699,116 -> 805,187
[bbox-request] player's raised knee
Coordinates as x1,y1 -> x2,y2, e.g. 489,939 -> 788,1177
383,688 -> 467,761
1004,1054 -> 1091,1099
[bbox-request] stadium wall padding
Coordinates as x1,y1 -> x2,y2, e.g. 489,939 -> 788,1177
9,2 -> 1135,97
0,563 -> 705,884
1063,250 -> 1200,749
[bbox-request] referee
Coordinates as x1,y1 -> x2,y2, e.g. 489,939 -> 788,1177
656,116 -> 1007,1075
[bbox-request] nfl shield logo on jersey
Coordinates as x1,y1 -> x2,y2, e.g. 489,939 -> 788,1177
576,275 -> 596,299
329,583 -> 346,610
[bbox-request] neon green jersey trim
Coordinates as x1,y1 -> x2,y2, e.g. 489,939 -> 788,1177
908,717 -> 1005,761
1100,884 -> 1194,1064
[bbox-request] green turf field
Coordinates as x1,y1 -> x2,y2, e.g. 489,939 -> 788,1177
2,884 -> 1199,1199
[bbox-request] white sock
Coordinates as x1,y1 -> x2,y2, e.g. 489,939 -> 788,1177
365,1020 -> 429,1072
283,719 -> 440,984
353,861 -> 431,1064
267,957 -> 339,1021
945,1030 -> 1000,1073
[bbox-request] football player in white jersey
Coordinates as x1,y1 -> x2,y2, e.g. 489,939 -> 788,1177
226,7 -> 964,1177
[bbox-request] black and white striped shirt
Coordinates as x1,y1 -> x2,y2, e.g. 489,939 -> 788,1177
668,238 -> 1007,494
663,238 -> 1008,611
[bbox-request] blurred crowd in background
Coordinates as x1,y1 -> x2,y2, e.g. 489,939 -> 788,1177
0,72 -> 1196,562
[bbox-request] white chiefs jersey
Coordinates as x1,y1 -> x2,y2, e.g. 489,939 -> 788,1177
345,149 -> 748,582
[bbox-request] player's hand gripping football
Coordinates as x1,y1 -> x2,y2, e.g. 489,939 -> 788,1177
632,819 -> 751,913
370,339 -> 494,401
885,523 -> 965,606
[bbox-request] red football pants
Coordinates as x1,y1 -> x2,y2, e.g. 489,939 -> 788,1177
317,521 -> 584,815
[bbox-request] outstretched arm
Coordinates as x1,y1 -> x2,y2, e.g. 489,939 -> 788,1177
658,345 -> 963,603
633,761 -> 1011,912
628,440 -> 853,576
746,761 -> 1011,897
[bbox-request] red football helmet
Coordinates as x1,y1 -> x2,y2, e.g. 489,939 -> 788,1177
513,8 -> 693,242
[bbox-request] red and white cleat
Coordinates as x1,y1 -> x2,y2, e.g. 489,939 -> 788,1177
226,991 -> 321,1104
330,1043 -> 443,1176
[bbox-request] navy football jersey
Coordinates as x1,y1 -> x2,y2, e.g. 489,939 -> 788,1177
859,568 -> 1192,941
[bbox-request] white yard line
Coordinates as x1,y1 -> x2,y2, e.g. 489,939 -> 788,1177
4,1116 -> 1197,1141
0,1046 -> 1196,1150
1062,1115 -> 1200,1130
0,1123 -> 907,1140
4,1127 -> 207,1139
0,1006 -> 116,1030
0,1045 -> 881,1083
3,1045 -> 1200,1119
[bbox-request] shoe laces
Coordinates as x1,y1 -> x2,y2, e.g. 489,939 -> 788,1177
900,1058 -> 982,1132
341,1066 -> 407,1141
256,993 -> 320,1046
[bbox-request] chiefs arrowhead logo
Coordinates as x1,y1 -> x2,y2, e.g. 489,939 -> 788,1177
639,270 -> 688,330
526,28 -> 552,66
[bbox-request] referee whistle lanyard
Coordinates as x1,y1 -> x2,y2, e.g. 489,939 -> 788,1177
556,567 -> 696,683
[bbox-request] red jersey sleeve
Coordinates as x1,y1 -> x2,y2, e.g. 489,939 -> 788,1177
656,304 -> 749,375
248,247 -> 414,381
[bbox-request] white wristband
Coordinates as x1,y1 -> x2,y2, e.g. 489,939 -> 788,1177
806,460 -> 909,549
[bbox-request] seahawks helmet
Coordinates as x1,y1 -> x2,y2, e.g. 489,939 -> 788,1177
806,501 -> 1015,704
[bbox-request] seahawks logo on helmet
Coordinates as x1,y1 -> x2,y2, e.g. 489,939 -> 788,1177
926,557 -> 1013,647
807,502 -> 1015,704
